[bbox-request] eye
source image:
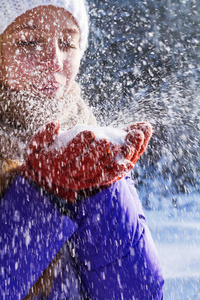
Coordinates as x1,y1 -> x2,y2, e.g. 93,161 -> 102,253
59,38 -> 77,51
17,40 -> 38,48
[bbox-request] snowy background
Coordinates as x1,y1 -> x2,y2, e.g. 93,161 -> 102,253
79,0 -> 200,299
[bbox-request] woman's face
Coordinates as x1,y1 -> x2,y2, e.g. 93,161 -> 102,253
0,5 -> 81,97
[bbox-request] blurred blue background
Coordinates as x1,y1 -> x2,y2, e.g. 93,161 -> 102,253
79,0 -> 200,210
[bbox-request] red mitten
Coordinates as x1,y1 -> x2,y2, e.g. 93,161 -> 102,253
71,123 -> 152,188
21,122 -> 122,201
21,122 -> 152,202
96,122 -> 152,186
123,122 -> 152,164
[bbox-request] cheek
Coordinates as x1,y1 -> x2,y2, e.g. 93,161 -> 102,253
1,49 -> 34,86
62,53 -> 81,81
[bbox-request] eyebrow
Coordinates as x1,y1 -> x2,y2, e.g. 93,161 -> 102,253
12,25 -> 41,33
64,28 -> 80,36
11,25 -> 80,36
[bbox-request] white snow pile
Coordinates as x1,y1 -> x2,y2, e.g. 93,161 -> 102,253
53,124 -> 127,149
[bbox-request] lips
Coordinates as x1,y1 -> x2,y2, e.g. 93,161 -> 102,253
32,81 -> 61,96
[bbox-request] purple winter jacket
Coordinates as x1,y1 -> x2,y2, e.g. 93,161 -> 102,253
0,174 -> 164,299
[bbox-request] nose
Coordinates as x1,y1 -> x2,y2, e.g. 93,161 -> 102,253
41,39 -> 63,72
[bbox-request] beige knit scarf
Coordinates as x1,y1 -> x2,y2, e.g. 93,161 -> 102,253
0,82 -> 97,197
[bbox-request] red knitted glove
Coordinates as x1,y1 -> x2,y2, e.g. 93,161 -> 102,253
123,122 -> 152,164
21,122 -> 152,202
20,122 -> 124,201
93,122 -> 152,187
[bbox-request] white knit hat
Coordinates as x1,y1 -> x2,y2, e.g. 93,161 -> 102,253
0,0 -> 89,56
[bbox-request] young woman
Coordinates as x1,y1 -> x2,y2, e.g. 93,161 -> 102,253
0,1 -> 164,299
